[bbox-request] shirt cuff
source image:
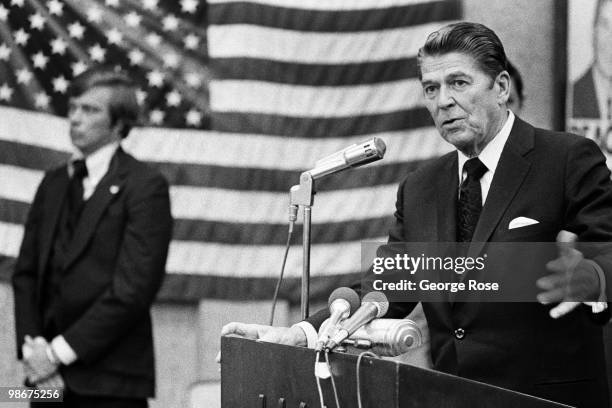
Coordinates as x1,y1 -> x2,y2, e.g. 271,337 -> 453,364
292,322 -> 318,349
583,259 -> 607,313
22,343 -> 32,360
51,336 -> 78,365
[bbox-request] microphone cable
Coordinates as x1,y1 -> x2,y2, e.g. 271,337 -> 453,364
269,204 -> 298,326
325,349 -> 342,408
356,351 -> 380,408
315,351 -> 329,408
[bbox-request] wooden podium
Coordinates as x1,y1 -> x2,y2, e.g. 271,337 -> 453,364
220,336 -> 570,408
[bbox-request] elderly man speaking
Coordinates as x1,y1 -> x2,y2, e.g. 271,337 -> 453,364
222,22 -> 612,408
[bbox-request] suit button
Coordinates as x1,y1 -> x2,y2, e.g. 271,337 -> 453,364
454,328 -> 465,339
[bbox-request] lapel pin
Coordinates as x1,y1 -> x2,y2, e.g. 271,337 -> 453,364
110,185 -> 120,194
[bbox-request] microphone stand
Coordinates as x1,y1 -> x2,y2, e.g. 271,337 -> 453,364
290,172 -> 315,319
288,138 -> 386,319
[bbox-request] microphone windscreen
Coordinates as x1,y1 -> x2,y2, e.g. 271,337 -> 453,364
372,137 -> 387,157
328,287 -> 360,313
362,291 -> 389,316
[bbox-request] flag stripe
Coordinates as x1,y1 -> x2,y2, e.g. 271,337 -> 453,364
0,165 -> 43,203
0,140 -> 68,171
0,198 -> 392,245
210,79 -> 424,117
154,159 -> 433,191
207,23 -> 446,63
157,274 -> 362,303
0,106 -> 70,151
0,163 -> 399,223
206,0 -> 442,11
0,116 -> 450,194
0,126 -> 450,193
0,255 -> 359,303
211,109 -> 434,137
0,220 -> 382,277
0,108 -> 446,169
0,130 -> 447,183
0,199 -> 28,226
208,1 -> 458,32
0,222 -> 23,258
211,57 -> 419,86
165,239 -> 378,277
126,125 -> 448,168
171,218 -> 392,245
170,184 -> 397,223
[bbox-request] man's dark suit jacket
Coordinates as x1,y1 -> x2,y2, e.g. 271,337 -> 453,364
12,147 -> 173,399
308,117 -> 612,407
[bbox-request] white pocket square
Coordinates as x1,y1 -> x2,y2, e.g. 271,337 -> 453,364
508,217 -> 539,230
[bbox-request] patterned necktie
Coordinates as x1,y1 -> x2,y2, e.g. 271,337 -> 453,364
457,157 -> 488,242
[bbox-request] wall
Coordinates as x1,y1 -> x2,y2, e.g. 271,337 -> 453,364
463,0 -> 557,129
0,283 -> 26,408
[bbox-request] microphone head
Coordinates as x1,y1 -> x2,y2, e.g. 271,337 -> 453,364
328,287 -> 360,313
362,291 -> 389,317
372,137 -> 386,158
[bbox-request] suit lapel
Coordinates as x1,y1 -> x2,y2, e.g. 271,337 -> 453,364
436,154 -> 459,242
468,117 -> 534,258
63,148 -> 130,270
453,118 -> 533,315
38,169 -> 70,284
434,154 -> 458,306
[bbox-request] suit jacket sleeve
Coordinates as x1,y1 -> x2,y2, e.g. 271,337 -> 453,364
563,136 -> 612,312
12,174 -> 48,359
380,176 -> 418,319
62,172 -> 173,364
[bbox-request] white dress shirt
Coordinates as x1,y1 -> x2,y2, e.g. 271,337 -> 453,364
457,110 -> 515,203
70,141 -> 120,200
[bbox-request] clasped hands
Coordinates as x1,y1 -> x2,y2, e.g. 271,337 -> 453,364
536,231 -> 604,318
22,336 -> 64,389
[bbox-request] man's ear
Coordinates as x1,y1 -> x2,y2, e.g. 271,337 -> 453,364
495,70 -> 510,105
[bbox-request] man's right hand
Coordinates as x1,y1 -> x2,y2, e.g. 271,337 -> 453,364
217,323 -> 307,363
221,323 -> 307,345
23,336 -> 59,384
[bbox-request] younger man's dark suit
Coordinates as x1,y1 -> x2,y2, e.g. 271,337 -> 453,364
12,147 -> 173,399
308,117 -> 612,407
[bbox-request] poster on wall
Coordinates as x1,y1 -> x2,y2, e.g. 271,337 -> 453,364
567,0 -> 612,167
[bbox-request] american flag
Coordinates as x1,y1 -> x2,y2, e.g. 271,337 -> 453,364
0,0 -> 460,302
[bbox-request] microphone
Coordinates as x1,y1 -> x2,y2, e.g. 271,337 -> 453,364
306,137 -> 386,180
315,287 -> 361,351
326,291 -> 389,350
343,318 -> 423,357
